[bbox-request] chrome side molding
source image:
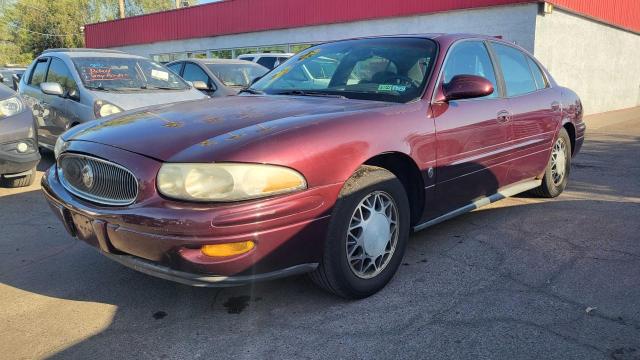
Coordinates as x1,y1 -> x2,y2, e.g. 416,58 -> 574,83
413,179 -> 542,232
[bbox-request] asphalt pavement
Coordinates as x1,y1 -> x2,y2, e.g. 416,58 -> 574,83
1,107 -> 639,360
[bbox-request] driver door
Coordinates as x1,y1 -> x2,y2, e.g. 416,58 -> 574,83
431,40 -> 513,216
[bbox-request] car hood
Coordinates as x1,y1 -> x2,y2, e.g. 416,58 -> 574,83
93,88 -> 208,111
0,83 -> 16,99
65,95 -> 395,161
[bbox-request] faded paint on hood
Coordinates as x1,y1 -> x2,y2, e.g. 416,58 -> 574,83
64,95 -> 395,161
92,87 -> 207,111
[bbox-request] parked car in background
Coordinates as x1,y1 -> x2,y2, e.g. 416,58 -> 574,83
0,67 -> 26,90
166,59 -> 268,96
18,48 -> 207,151
0,83 -> 39,187
42,35 -> 585,298
237,53 -> 293,69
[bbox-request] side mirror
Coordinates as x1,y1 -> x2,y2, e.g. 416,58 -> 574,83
40,82 -> 64,97
443,75 -> 494,101
192,80 -> 210,91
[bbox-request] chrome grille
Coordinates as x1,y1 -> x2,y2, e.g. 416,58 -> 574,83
58,153 -> 138,206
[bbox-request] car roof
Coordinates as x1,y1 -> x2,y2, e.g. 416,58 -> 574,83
41,48 -> 146,60
183,58 -> 260,65
238,53 -> 294,57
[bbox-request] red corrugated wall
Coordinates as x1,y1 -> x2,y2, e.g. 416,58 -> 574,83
548,0 -> 640,33
84,0 -> 639,48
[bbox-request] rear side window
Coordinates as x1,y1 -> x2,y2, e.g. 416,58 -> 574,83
526,57 -> 548,89
492,43 -> 537,96
442,41 -> 498,98
29,59 -> 49,86
257,56 -> 277,69
47,58 -> 78,94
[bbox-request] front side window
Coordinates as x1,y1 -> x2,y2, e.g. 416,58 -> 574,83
47,58 -> 78,94
182,63 -> 211,88
72,57 -> 189,91
206,63 -> 268,87
252,38 -> 437,103
492,43 -> 537,96
442,41 -> 498,98
166,62 -> 183,75
257,56 -> 277,69
29,59 -> 49,87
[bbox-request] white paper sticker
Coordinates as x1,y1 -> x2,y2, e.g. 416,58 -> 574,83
151,69 -> 169,81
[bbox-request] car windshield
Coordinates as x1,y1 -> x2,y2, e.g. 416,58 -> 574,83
72,57 -> 189,91
251,38 -> 437,103
205,63 -> 269,87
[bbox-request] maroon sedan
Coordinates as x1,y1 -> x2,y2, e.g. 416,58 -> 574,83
42,34 -> 585,298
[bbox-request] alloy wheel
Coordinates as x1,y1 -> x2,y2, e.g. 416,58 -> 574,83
551,137 -> 568,185
346,191 -> 399,279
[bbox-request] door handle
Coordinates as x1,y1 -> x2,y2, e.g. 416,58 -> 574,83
497,110 -> 511,123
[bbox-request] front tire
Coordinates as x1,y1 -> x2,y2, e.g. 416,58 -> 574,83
310,166 -> 410,299
531,128 -> 571,198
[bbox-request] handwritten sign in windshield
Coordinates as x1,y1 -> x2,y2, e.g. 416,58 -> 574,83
83,67 -> 131,81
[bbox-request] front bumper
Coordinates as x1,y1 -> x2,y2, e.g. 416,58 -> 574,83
41,145 -> 341,286
0,143 -> 40,175
0,109 -> 40,176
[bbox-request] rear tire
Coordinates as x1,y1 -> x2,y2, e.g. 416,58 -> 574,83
310,165 -> 410,299
1,167 -> 36,188
530,128 -> 571,198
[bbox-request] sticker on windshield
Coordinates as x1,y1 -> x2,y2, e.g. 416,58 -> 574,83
269,66 -> 291,81
297,49 -> 320,61
151,69 -> 169,81
378,84 -> 407,92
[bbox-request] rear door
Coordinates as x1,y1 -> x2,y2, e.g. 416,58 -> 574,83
431,40 -> 513,216
489,42 -> 560,183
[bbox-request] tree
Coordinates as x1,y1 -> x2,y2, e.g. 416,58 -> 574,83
0,0 -> 199,65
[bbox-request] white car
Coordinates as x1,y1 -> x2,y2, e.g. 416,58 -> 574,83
237,53 -> 293,69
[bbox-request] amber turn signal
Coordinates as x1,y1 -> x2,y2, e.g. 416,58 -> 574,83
201,241 -> 255,257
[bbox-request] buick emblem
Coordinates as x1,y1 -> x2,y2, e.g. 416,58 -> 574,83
81,164 -> 95,189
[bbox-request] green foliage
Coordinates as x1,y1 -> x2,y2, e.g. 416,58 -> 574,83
0,0 -> 199,66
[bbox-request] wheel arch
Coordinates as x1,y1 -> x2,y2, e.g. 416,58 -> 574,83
562,121 -> 576,155
363,152 -> 425,226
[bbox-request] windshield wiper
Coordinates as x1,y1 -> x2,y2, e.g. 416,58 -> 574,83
140,85 -> 182,90
274,90 -> 346,99
85,85 -> 113,91
238,87 -> 264,95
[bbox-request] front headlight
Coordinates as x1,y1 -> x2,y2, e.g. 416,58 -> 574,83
94,100 -> 123,118
54,136 -> 66,159
157,163 -> 307,202
0,96 -> 24,118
